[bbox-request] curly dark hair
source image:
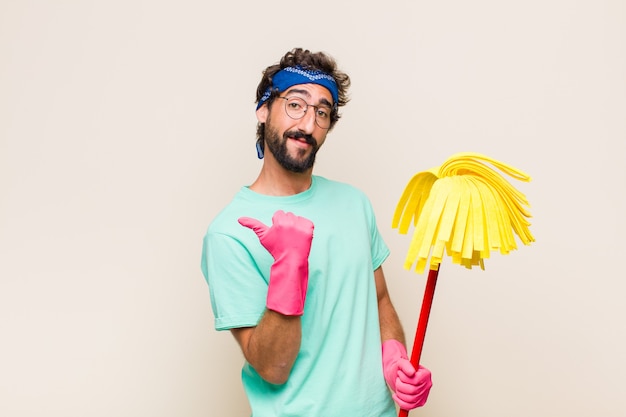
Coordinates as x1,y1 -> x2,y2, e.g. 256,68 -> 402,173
255,48 -> 351,154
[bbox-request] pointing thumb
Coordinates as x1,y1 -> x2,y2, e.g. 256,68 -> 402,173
238,217 -> 268,238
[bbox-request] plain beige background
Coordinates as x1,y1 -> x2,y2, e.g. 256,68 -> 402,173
1,1 -> 625,416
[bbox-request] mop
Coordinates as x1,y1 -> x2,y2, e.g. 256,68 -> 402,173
391,152 -> 535,416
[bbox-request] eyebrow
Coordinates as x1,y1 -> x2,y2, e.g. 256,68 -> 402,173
284,88 -> 333,108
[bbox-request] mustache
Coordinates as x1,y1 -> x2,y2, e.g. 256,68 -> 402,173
284,130 -> 317,147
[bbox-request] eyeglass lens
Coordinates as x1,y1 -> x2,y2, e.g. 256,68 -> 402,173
283,97 -> 331,129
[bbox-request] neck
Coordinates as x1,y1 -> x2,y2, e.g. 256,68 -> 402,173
249,163 -> 313,196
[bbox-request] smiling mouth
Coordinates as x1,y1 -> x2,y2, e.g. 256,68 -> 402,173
285,132 -> 316,147
290,137 -> 311,146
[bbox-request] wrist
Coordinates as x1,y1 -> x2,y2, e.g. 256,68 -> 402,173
266,260 -> 309,316
382,339 -> 408,389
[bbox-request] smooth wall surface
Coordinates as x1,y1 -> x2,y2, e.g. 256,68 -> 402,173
1,1 -> 624,416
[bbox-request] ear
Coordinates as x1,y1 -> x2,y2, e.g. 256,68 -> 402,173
256,104 -> 269,124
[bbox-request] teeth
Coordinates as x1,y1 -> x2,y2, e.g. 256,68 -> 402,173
392,152 -> 534,273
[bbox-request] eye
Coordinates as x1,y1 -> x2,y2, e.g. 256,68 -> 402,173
316,107 -> 330,119
287,98 -> 305,110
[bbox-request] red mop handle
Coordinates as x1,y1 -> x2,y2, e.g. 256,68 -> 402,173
398,266 -> 440,417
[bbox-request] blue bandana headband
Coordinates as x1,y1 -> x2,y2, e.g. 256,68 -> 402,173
256,66 -> 339,110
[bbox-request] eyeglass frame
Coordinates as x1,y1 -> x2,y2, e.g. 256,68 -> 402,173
275,96 -> 334,129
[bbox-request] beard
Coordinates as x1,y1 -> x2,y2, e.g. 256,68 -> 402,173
264,123 -> 319,173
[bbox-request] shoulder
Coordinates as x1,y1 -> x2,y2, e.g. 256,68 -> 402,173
205,188 -> 251,238
314,175 -> 369,199
310,176 -> 379,228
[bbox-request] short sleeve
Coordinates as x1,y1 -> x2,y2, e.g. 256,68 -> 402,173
367,201 -> 391,270
201,231 -> 269,330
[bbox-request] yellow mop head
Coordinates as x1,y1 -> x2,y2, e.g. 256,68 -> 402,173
392,152 -> 534,273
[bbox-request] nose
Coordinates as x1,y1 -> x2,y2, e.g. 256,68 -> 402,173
296,108 -> 317,133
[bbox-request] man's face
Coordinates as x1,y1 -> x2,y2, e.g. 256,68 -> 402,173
257,83 -> 332,173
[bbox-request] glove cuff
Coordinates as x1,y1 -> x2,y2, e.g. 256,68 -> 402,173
265,258 -> 309,316
382,339 -> 408,390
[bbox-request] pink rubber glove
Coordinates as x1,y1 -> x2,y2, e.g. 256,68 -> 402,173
382,339 -> 433,410
238,210 -> 314,316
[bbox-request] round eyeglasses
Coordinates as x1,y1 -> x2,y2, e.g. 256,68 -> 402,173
277,96 -> 332,129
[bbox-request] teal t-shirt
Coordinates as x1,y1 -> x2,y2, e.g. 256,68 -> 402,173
201,176 -> 396,417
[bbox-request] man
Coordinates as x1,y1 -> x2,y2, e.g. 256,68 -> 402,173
201,48 -> 432,416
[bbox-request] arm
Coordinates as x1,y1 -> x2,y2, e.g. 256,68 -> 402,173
231,311 -> 301,385
376,265 -> 433,409
375,266 -> 406,344
234,210 -> 314,385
